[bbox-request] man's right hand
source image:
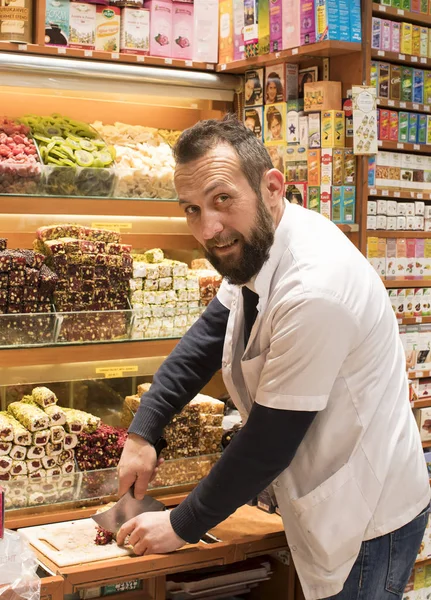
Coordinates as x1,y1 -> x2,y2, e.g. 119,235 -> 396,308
118,433 -> 164,500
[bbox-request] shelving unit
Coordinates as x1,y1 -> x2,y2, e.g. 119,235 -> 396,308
412,398 -> 431,409
369,188 -> 431,201
371,48 -> 431,67
367,231 -> 431,238
377,140 -> 430,152
399,316 -> 431,325
372,2 -> 431,27
383,279 -> 431,289
377,98 -> 431,114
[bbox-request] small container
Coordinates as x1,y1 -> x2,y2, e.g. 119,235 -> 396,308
0,0 -> 33,43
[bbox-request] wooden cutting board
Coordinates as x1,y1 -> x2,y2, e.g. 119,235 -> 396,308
18,518 -> 133,567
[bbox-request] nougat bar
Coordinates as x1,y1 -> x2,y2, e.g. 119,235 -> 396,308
0,411 -> 14,442
0,441 -> 12,455
32,429 -> 50,446
27,446 -> 45,459
189,395 -> 224,415
5,414 -> 32,445
32,386 -> 57,408
44,404 -> 66,427
10,445 -> 27,461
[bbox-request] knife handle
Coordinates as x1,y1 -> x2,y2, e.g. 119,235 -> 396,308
154,437 -> 167,457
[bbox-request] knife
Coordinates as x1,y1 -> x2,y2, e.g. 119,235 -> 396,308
92,437 -> 167,535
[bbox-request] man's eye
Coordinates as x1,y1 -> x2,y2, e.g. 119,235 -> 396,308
185,205 -> 199,215
215,195 -> 229,205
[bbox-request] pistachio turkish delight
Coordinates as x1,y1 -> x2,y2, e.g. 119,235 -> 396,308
32,386 -> 57,408
26,458 -> 42,473
0,441 -> 12,455
42,456 -> 57,470
50,425 -> 65,443
44,404 -> 66,426
46,442 -> 63,456
10,445 -> 27,461
0,412 -> 14,442
10,459 -> 26,475
32,430 -> 50,446
5,415 -> 32,446
27,446 -> 45,459
0,456 -> 12,473
63,407 -> 100,434
63,433 -> 78,450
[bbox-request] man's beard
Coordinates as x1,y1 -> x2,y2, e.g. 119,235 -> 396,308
204,198 -> 275,285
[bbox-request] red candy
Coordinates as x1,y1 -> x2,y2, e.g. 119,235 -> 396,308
0,118 -> 42,194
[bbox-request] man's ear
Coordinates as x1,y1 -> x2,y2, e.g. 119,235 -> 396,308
263,168 -> 285,208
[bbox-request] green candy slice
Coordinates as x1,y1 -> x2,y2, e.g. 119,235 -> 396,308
75,149 -> 94,167
79,139 -> 97,152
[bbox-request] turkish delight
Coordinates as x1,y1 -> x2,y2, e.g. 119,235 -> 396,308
5,415 -> 32,446
27,446 -> 45,459
0,412 -> 14,442
50,425 -> 65,443
0,456 -> 12,473
63,433 -> 78,450
26,458 -> 42,473
46,442 -> 63,456
0,442 -> 12,455
10,445 -> 27,460
63,407 -> 100,433
10,459 -> 26,475
42,456 -> 57,470
32,430 -> 50,446
32,386 -> 57,408
44,404 -> 66,426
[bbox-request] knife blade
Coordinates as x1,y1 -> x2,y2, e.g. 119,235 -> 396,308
91,437 -> 167,535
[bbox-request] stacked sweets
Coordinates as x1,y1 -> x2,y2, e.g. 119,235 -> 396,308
130,250 -> 222,338
34,223 -> 133,342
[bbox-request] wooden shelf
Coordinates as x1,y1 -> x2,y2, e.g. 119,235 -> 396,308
216,41 -> 361,73
0,41 -> 216,71
383,279 -> 431,289
423,440 -> 431,447
378,139 -> 430,152
409,370 -> 431,379
416,556 -> 431,567
0,339 -> 179,369
0,196 -> 183,217
377,97 -> 431,114
412,398 -> 431,409
337,223 -> 359,233
372,48 -> 431,68
398,316 -> 431,325
369,188 -> 431,200
372,2 -> 431,26
367,230 -> 431,238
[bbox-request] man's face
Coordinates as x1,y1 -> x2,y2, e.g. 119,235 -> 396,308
174,144 -> 275,285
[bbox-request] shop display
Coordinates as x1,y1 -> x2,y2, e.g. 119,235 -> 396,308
372,16 -> 431,59
0,0 -> 33,43
75,424 -> 127,470
367,197 -> 429,231
369,151 -> 431,192
371,61 -> 431,106
367,236 -> 431,279
0,118 -> 42,195
378,108 -> 431,145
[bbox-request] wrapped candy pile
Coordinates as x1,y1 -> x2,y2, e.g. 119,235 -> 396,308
130,250 -> 222,339
91,121 -> 182,199
34,223 -> 133,342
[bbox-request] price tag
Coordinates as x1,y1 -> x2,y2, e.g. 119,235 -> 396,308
413,103 -> 419,110
137,55 -> 145,62
84,50 -> 93,57
414,144 -> 420,150
421,57 -> 427,64
378,139 -> 383,147
292,47 -> 298,55
412,56 -> 418,62
220,63 -> 226,70
18,44 -> 27,51
206,63 -> 215,70
57,47 -> 66,54
185,60 -> 193,66
397,318 -> 402,324
95,365 -> 139,379
388,99 -> 395,106
394,191 -> 401,197
164,58 -> 172,64
416,317 -> 423,323
370,188 -> 377,195
426,105 -> 430,112
397,142 -> 404,149
378,50 -> 385,56
91,222 -> 132,231
397,8 -> 404,14
415,372 -> 422,378
418,193 -> 423,199
275,52 -> 281,58
379,4 -> 386,9
400,101 -> 407,108
382,189 -> 389,196
399,54 -> 405,60
111,52 -> 119,59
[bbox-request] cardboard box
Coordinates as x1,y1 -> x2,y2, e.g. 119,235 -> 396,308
218,0 -> 234,63
412,24 -> 421,56
405,286 -> 416,315
243,0 -> 258,58
415,288 -> 424,317
120,8 -> 150,55
285,64 -> 299,100
299,115 -> 309,147
349,0 -> 361,43
401,22 -> 413,56
413,68 -> 424,104
266,142 -> 286,172
338,0 -> 349,41
389,111 -> 399,142
233,0 -> 244,60
397,215 -> 407,229
425,71 -> 431,105
320,185 -> 331,219
264,102 -> 286,143
427,115 -> 431,145
415,407 -> 431,441
320,148 -> 333,185
144,0 -> 173,58
332,148 -> 344,185
368,200 -> 377,215
398,202 -> 407,216
193,0 -> 218,63
282,0 -> 316,50
285,182 -> 307,206
321,110 -> 345,148
286,110 -> 299,144
258,0 -> 270,55
396,237 -> 407,277
244,68 -> 264,106
95,6 -> 120,52
409,113 -> 419,143
172,1 -> 193,59
390,64 -> 401,100
399,111 -> 409,142
378,62 -> 390,99
377,215 -> 388,229
420,26 -> 428,57
377,199 -> 388,214
265,64 -> 286,104
342,185 -> 355,223
418,114 -> 427,144
308,112 -> 321,148
45,0 -> 69,46
371,17 -> 381,49
401,66 -> 413,102
367,215 -> 377,230
269,0 -> 282,52
243,106 -> 264,140
303,81 -> 341,112
370,61 -> 378,92
308,186 -> 320,213
315,0 -> 339,41
69,2 -> 96,49
381,19 -> 391,51
367,236 -> 385,277
379,109 -> 390,141
391,21 -> 401,53
407,239 -> 417,278
307,149 -> 321,185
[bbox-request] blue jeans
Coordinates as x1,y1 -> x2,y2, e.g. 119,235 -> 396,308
324,503 -> 430,599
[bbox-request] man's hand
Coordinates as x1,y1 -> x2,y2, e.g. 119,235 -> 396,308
116,510 -> 185,555
118,433 -> 163,500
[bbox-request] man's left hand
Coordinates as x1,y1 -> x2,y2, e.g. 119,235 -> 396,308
116,510 -> 185,555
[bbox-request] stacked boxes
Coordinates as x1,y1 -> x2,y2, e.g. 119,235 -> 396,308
378,108 -> 431,145
370,151 -> 431,192
367,197 -> 428,231
367,236 -> 431,279
372,17 -> 431,60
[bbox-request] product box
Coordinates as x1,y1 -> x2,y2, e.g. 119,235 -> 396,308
321,110 -> 345,148
384,237 -> 395,279
244,68 -> 264,106
264,103 -> 287,143
266,143 -> 287,173
332,186 -> 342,222
368,200 -> 377,215
286,110 -> 299,144
269,0 -> 282,52
381,19 -> 391,52
342,185 -> 355,223
368,155 -> 376,187
320,148 -> 333,185
405,286 -> 415,315
396,237 -> 407,277
332,148 -> 344,185
415,407 -> 431,441
377,199 -> 388,214
377,215 -> 387,229
258,0 -> 270,55
407,239 -> 417,278
427,115 -> 431,144
144,0 -> 172,58
243,0 -> 258,58
120,8 -> 149,55
401,22 -> 413,56
379,109 -> 390,140
420,26 -> 428,57
244,107 -> 264,140
371,17 -> 381,49
69,2 -> 96,49
419,114 -> 428,143
388,199 -> 397,216
264,64 -> 286,104
232,0 -> 244,60
413,69 -> 424,104
416,201 -> 425,216
409,113 -> 419,143
399,111 -> 409,142
218,0 -> 234,64
95,6 -> 120,52
367,215 -> 377,230
308,112 -> 321,148
401,66 -> 413,102
172,2 -> 193,59
286,182 -> 307,206
320,185 -> 331,219
397,215 -> 407,229
193,0 -> 218,63
303,81 -> 341,112
389,111 -> 399,142
388,217 -> 397,231
367,236 -> 385,277
308,186 -> 320,213
412,24 -> 421,56
307,149 -> 321,185
299,115 -> 309,147
285,64 -> 299,100
283,0 -> 316,49
349,0 -> 362,43
378,62 -> 390,99
338,0 -> 349,41
425,71 -> 431,105
315,0 -> 339,41
423,285 -> 431,313
45,0 -> 69,46
390,64 -> 401,100
391,21 -> 401,53
370,61 -> 378,92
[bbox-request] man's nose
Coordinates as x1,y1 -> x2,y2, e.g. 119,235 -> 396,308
201,211 -> 224,241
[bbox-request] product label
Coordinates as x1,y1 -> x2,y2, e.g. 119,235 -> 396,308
95,365 -> 138,378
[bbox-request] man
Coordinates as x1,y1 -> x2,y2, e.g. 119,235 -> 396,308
117,115 -> 430,600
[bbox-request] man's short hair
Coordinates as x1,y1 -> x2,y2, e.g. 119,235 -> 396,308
173,113 -> 274,197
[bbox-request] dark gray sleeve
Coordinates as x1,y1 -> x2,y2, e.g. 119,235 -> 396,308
128,297 -> 229,444
170,403 -> 317,543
